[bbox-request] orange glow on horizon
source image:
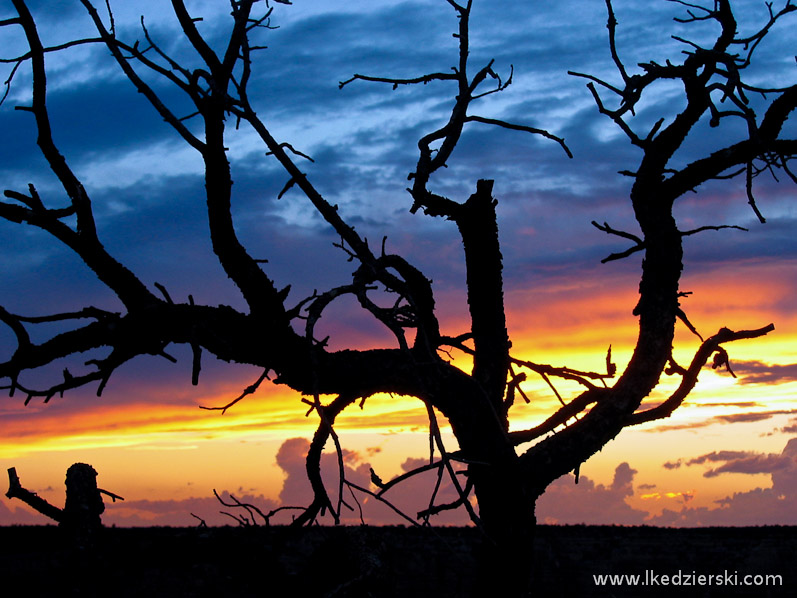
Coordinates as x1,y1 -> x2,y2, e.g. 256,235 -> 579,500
3,264 -> 796,525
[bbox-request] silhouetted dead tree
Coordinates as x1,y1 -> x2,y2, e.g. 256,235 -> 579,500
1,0 -> 795,594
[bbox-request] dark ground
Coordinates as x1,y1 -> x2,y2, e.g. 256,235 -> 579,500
0,524 -> 793,597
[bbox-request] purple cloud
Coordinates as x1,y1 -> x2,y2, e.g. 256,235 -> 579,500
685,444 -> 797,479
535,462 -> 648,525
716,410 -> 797,424
0,497 -> 48,526
649,438 -> 797,526
733,361 -> 797,385
687,450 -> 756,465
647,409 -> 797,433
780,419 -> 797,434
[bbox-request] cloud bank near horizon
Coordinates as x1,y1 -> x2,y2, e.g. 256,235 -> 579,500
3,437 -> 795,528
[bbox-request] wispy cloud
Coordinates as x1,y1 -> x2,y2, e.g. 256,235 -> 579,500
649,438 -> 797,526
733,360 -> 797,385
685,445 -> 797,478
779,418 -> 797,434
693,402 -> 762,409
646,409 -> 797,433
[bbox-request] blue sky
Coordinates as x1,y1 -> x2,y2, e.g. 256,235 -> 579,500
1,0 -> 794,299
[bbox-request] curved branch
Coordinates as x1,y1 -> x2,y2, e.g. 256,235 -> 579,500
290,393 -> 359,526
424,402 -> 482,527
339,71 -> 457,89
680,224 -> 747,237
627,323 -> 774,425
664,138 -> 797,201
464,115 -> 572,158
375,460 -> 444,496
199,369 -> 270,414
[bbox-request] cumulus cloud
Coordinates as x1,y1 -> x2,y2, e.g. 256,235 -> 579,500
274,437 -> 470,526
275,436 -> 373,523
536,462 -> 648,525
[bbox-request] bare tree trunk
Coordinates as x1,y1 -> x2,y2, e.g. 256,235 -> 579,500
472,468 -> 536,597
62,463 -> 105,549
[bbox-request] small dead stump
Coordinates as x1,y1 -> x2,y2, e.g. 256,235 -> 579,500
6,463 -> 122,548
62,463 -> 106,547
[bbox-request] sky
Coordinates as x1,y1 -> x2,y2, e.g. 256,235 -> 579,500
0,0 -> 796,528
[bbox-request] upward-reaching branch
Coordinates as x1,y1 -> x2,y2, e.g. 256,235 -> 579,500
342,0 -> 570,219
519,0 -> 792,498
6,1 -> 157,310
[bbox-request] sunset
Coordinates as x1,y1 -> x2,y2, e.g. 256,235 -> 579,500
1,0 -> 796,594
